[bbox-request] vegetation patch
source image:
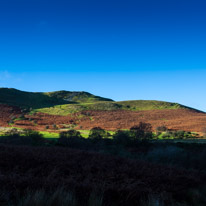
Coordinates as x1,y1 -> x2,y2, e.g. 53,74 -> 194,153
34,100 -> 190,116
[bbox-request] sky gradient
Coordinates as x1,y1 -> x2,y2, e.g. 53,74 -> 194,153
0,0 -> 206,111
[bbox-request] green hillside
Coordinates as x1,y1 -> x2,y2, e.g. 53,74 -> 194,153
0,88 -> 66,109
35,100 -> 190,116
0,88 -> 113,109
0,88 -> 202,115
118,100 -> 182,111
45,90 -> 113,103
35,102 -> 123,115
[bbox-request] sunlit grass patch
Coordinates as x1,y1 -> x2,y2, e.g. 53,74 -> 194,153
39,131 -> 59,138
34,100 -> 187,116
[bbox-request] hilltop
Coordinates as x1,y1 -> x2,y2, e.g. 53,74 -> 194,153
46,90 -> 113,103
0,87 -> 195,113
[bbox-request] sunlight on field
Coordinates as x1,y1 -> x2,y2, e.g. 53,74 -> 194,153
39,131 -> 59,138
39,130 -> 115,138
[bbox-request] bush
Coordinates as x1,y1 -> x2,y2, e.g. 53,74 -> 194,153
45,125 -> 49,130
53,124 -> 57,130
88,127 -> 109,141
112,130 -> 133,146
22,129 -> 44,145
162,131 -> 172,139
59,130 -> 83,147
156,125 -> 168,132
173,130 -> 185,139
17,114 -> 26,120
5,128 -> 21,138
59,130 -> 81,138
130,122 -> 153,140
2,129 -> 44,145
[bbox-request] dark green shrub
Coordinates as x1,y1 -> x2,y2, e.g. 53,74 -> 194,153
17,114 -> 26,120
162,133 -> 170,139
22,129 -> 44,145
88,127 -> 108,141
59,130 -> 81,138
156,125 -> 168,132
59,130 -> 83,147
112,130 -> 133,146
53,124 -> 57,129
173,130 -> 185,139
130,122 -> 153,140
45,125 -> 49,129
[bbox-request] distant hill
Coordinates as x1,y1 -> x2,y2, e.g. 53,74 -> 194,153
0,88 -> 113,109
0,88 -> 203,113
0,88 -> 205,132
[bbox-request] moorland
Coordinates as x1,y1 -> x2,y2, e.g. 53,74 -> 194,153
1,88 -> 206,206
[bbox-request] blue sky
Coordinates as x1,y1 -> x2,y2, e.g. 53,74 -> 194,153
0,0 -> 206,111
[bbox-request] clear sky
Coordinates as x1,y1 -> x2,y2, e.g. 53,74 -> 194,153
0,0 -> 206,111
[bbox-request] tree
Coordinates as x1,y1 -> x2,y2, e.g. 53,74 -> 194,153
59,129 -> 81,138
130,122 -> 153,140
113,130 -> 133,146
88,127 -> 108,141
22,129 -> 44,145
156,125 -> 168,132
59,129 -> 83,146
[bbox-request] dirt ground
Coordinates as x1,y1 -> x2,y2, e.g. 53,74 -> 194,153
1,104 -> 206,132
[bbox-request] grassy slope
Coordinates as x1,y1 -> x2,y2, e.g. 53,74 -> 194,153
46,90 -> 113,103
0,88 -> 113,109
35,100 -> 189,116
0,88 -> 203,116
0,88 -> 66,109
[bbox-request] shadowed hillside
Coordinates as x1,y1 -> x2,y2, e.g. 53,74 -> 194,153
0,88 -> 66,109
46,90 -> 113,103
0,88 -> 113,109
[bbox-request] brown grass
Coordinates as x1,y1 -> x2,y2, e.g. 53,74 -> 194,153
0,144 -> 203,205
1,103 -> 206,132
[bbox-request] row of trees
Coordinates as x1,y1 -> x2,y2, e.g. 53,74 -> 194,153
59,122 -> 154,146
2,122 -> 200,147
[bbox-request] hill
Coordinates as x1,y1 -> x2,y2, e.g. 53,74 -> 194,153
0,88 -> 113,109
0,88 -> 206,132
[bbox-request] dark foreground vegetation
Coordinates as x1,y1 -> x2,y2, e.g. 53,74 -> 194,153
1,123 -> 206,205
